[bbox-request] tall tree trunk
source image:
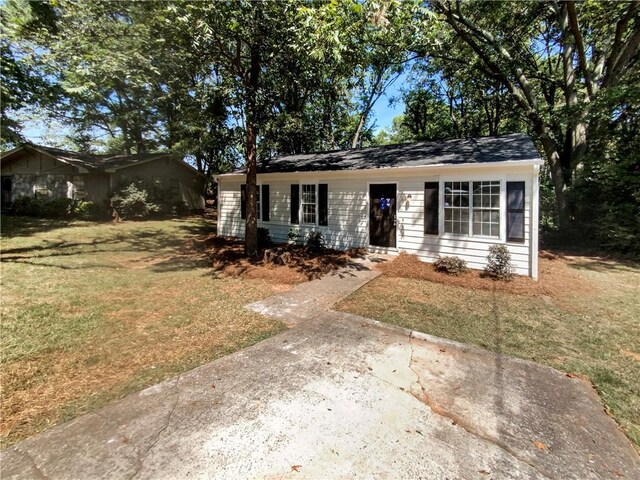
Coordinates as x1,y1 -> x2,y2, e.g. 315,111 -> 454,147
351,112 -> 368,149
538,133 -> 570,227
244,119 -> 258,257
351,70 -> 384,149
243,34 -> 261,257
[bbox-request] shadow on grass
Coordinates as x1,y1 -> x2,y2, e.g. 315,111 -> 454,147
1,217 -> 216,273
0,216 -> 109,238
541,248 -> 640,274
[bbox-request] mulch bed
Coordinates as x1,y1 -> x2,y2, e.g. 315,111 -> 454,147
192,235 -> 365,283
377,251 -> 593,299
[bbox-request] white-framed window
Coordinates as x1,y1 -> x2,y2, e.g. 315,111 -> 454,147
301,184 -> 316,224
472,181 -> 500,237
444,181 -> 470,235
444,180 -> 501,238
256,184 -> 261,221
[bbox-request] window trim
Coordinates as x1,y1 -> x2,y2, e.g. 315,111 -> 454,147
439,176 -> 507,241
471,180 -> 501,238
443,181 -> 472,236
299,183 -> 318,225
255,182 -> 261,221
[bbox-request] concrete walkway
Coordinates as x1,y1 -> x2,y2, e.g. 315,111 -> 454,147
2,256 -> 638,479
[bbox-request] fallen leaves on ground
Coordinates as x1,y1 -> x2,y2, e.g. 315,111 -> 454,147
533,440 -> 549,451
377,251 -> 593,300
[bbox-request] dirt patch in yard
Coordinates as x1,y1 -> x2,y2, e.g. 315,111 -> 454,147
193,235 -> 365,284
377,251 -> 593,301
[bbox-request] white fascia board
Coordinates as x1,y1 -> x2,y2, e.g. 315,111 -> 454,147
216,159 -> 544,180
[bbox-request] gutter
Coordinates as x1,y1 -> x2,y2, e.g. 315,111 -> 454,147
216,158 -> 545,179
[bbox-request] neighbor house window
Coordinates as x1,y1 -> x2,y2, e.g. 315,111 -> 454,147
472,181 -> 500,237
444,182 -> 470,235
35,175 -> 48,197
444,180 -> 501,238
301,184 -> 316,224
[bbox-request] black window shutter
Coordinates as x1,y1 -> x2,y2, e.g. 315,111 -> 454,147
507,181 -> 525,243
290,184 -> 299,224
318,183 -> 328,226
261,184 -> 270,222
240,184 -> 246,220
424,182 -> 439,235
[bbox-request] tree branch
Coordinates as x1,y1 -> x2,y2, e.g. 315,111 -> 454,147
602,0 -> 640,87
565,1 -> 593,98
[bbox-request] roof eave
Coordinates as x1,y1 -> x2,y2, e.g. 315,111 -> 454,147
105,154 -> 206,177
0,144 -> 97,170
216,158 -> 544,178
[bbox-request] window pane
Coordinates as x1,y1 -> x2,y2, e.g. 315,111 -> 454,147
301,184 -> 316,224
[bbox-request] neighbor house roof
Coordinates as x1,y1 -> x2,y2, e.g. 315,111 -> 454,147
0,143 -> 203,176
226,133 -> 542,176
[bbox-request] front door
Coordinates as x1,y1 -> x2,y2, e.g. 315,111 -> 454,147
369,183 -> 396,248
1,176 -> 12,207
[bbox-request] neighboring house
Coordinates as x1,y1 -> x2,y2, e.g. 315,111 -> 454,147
0,143 -> 205,211
216,133 -> 543,278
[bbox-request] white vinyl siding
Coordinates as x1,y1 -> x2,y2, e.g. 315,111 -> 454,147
217,163 -> 539,277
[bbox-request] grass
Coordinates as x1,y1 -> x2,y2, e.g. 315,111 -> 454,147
336,255 -> 640,448
0,216 -> 288,448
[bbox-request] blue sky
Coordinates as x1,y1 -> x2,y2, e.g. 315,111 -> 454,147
370,72 -> 408,133
370,85 -> 404,133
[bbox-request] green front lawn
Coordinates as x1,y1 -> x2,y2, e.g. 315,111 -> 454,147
1,216 -> 288,448
336,254 -> 640,448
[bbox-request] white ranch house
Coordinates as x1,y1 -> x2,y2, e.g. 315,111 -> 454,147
216,133 -> 543,278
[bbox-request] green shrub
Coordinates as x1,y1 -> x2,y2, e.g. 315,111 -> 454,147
73,200 -> 104,219
111,183 -> 161,219
257,227 -> 271,249
12,196 -> 42,216
40,198 -> 74,218
288,228 -> 300,242
11,196 -> 76,218
434,255 -> 469,275
305,230 -> 326,252
110,179 -> 191,219
172,201 -> 190,216
484,244 -> 515,280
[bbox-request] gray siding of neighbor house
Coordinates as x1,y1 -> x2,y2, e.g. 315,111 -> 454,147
1,150 -> 205,210
113,158 -> 205,210
0,151 -> 86,201
84,173 -> 111,204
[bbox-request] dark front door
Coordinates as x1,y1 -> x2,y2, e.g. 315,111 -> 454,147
1,176 -> 12,208
369,183 -> 396,248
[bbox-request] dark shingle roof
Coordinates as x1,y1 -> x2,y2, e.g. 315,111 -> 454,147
32,144 -> 170,170
251,133 -> 541,174
1,143 -> 175,171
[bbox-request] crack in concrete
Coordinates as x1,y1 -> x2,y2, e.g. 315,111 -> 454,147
129,375 -> 182,480
14,446 -> 49,480
406,333 -> 555,480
